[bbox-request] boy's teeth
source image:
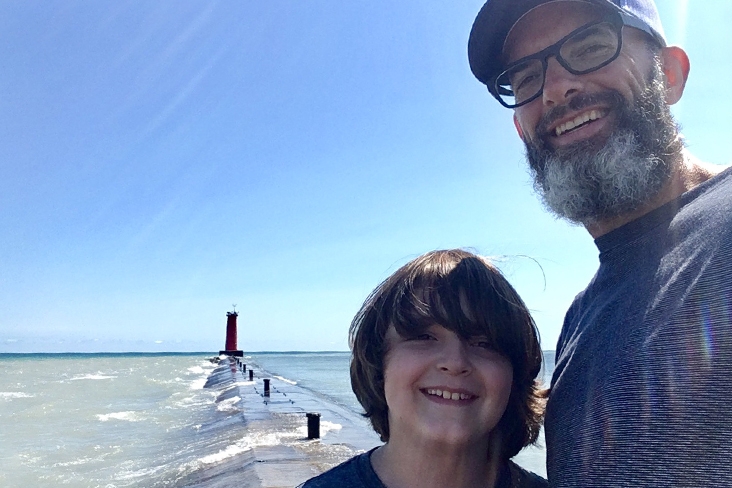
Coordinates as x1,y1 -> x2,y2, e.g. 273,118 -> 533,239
426,389 -> 472,401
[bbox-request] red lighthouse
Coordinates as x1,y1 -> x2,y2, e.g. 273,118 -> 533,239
219,308 -> 244,357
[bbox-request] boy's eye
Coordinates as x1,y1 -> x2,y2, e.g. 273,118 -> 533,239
408,333 -> 435,341
470,338 -> 493,349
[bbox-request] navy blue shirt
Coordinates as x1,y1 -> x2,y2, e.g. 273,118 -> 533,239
301,448 -> 547,488
546,166 -> 732,487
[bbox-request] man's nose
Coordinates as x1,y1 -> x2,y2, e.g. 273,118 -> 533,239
541,56 -> 583,107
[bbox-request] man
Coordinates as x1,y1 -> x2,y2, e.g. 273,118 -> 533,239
468,0 -> 732,486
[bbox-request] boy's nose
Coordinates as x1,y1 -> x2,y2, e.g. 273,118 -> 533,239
438,339 -> 472,376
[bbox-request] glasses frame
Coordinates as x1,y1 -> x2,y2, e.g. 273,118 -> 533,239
492,13 -> 624,109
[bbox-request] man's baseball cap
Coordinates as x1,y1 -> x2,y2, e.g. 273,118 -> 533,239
468,0 -> 667,89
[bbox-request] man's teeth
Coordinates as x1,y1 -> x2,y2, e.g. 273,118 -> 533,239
426,389 -> 472,401
555,109 -> 602,136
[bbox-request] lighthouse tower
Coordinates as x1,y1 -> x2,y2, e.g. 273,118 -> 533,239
219,308 -> 244,357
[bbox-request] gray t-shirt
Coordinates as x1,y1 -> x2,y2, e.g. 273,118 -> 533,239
546,166 -> 732,487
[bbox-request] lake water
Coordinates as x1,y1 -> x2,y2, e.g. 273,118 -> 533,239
0,351 -> 554,486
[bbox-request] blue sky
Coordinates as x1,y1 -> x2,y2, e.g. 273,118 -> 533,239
1,1 -> 730,353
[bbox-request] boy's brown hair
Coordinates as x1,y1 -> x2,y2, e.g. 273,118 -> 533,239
350,249 -> 544,460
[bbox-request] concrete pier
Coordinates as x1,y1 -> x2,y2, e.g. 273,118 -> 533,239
189,356 -> 380,487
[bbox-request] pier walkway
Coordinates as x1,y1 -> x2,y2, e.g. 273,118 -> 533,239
183,356 -> 380,487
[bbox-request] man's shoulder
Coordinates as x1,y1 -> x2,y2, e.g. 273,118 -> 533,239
300,450 -> 383,488
677,163 -> 732,244
689,163 -> 732,209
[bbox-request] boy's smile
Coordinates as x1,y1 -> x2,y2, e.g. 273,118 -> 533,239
423,387 -> 477,402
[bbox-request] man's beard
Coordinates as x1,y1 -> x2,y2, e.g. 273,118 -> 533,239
524,61 -> 684,226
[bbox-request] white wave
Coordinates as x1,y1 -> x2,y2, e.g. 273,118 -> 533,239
197,442 -> 251,465
273,375 -> 297,385
216,396 -> 241,412
291,420 -> 343,439
97,411 -> 142,422
183,431 -> 288,470
248,419 -> 343,445
189,378 -> 207,390
114,463 -> 168,481
321,421 -> 343,433
176,415 -> 349,477
18,453 -> 43,466
187,365 -> 205,375
0,392 -> 33,399
172,394 -> 202,408
178,427 -> 305,474
176,441 -> 251,474
70,373 -> 116,381
52,457 -> 95,467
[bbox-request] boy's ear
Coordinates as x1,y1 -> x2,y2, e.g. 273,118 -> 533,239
661,46 -> 690,105
513,114 -> 525,141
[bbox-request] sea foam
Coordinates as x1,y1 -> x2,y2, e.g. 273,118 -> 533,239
97,411 -> 143,422
70,373 -> 116,381
0,391 -> 33,399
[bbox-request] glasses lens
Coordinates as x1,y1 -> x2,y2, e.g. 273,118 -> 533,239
496,58 -> 544,108
559,22 -> 620,73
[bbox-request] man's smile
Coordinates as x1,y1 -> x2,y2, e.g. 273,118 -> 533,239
540,102 -> 616,149
553,108 -> 607,137
530,90 -> 625,150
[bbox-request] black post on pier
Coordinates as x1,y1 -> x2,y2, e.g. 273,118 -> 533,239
249,369 -> 254,381
307,412 -> 321,439
242,363 -> 246,372
263,378 -> 270,397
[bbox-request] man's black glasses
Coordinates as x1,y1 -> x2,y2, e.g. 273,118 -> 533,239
492,14 -> 624,108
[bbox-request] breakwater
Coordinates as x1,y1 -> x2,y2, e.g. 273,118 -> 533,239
181,356 -> 380,487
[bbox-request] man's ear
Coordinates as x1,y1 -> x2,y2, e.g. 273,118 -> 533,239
661,46 -> 690,105
513,114 -> 525,141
